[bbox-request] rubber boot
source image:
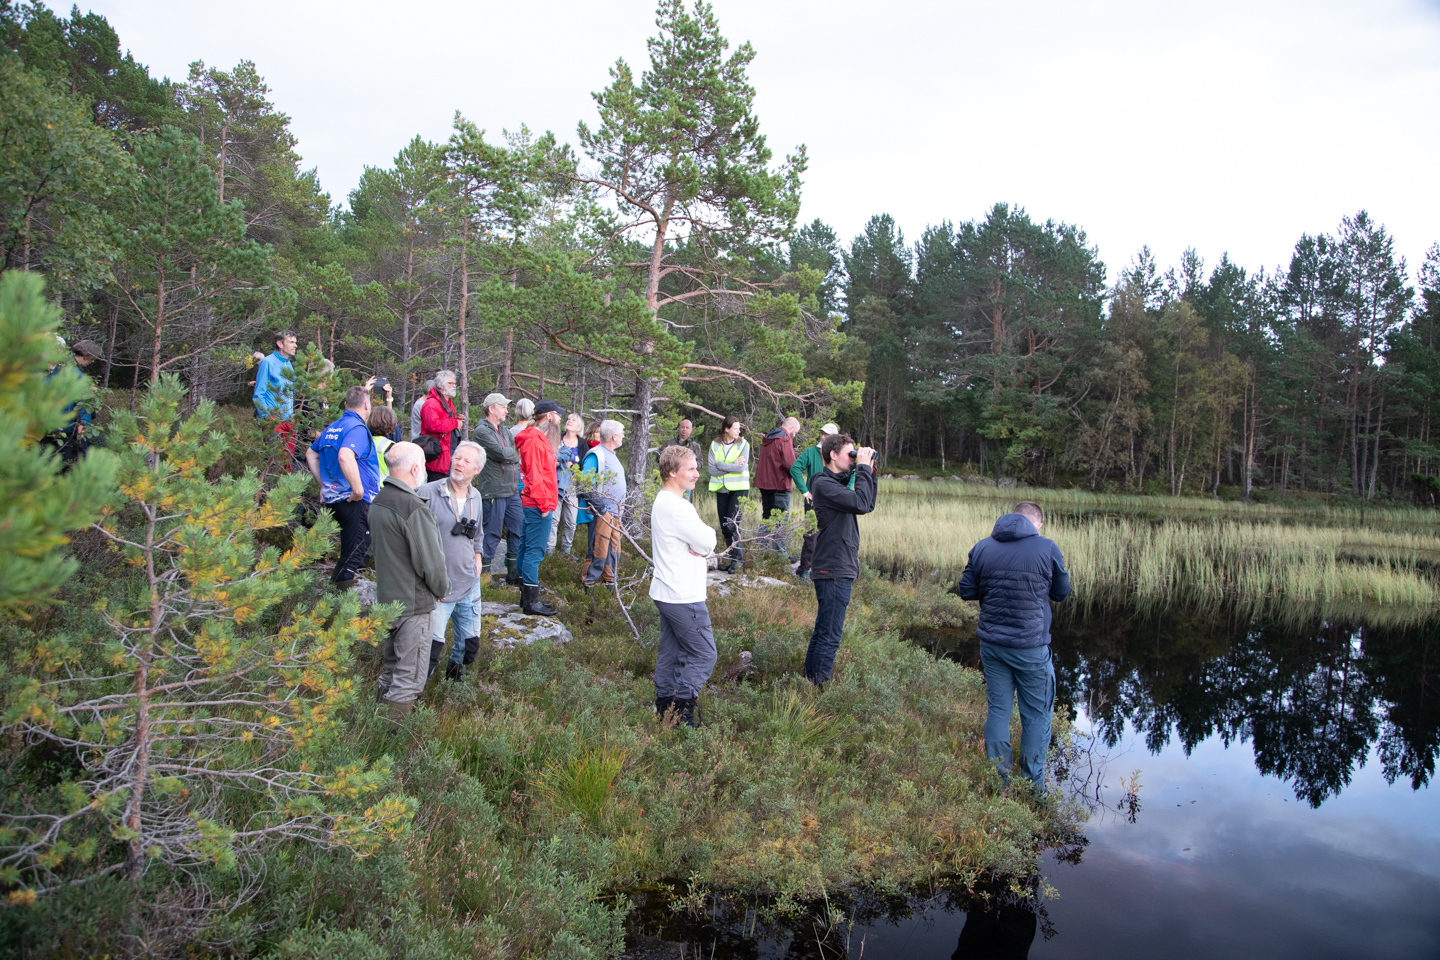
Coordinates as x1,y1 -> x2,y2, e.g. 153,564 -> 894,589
460,636 -> 481,666
384,698 -> 414,732
427,640 -> 445,678
673,697 -> 700,728
505,554 -> 521,585
521,583 -> 558,617
445,660 -> 464,682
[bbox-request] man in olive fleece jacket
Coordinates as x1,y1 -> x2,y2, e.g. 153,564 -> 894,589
370,442 -> 451,721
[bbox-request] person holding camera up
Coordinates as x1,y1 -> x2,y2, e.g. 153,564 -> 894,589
418,441 -> 487,681
802,432 -> 878,688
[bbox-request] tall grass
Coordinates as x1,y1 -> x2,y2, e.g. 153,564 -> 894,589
859,490 -> 1440,622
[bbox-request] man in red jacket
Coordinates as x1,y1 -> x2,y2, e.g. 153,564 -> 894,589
514,399 -> 565,616
420,370 -> 464,482
756,416 -> 800,559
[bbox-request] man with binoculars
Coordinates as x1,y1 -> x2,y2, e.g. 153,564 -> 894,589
418,440 -> 487,681
802,432 -> 878,688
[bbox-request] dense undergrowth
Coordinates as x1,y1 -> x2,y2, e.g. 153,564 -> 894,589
2,532 -> 1077,958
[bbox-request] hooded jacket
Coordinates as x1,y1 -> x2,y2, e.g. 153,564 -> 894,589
755,426 -> 797,491
515,425 -> 559,513
956,513 -> 1071,649
419,387 -> 463,473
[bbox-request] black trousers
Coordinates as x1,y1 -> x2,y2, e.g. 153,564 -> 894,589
714,489 -> 745,562
326,499 -> 371,583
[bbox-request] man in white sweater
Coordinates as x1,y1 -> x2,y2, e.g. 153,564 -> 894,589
650,443 -> 719,727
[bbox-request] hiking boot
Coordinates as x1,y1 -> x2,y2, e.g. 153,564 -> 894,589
654,695 -> 675,721
445,660 -> 464,683
521,583 -> 557,617
672,697 -> 701,728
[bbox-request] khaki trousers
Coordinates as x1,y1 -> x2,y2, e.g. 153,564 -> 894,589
377,613 -> 432,705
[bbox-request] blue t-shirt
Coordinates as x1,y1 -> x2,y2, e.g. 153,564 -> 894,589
310,410 -> 380,503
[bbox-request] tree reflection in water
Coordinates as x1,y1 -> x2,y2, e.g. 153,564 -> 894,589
1050,604 -> 1440,807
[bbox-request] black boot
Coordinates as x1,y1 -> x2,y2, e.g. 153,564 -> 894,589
460,636 -> 481,666
445,660 -> 464,682
427,639 -> 446,677
521,583 -> 558,617
505,554 -> 521,585
655,696 -> 675,722
673,697 -> 701,728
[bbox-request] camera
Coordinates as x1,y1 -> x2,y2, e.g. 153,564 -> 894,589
451,517 -> 478,539
371,376 -> 389,394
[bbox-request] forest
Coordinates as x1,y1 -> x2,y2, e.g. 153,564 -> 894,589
6,0 -> 1437,502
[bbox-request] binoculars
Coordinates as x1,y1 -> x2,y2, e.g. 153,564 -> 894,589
451,517 -> 478,539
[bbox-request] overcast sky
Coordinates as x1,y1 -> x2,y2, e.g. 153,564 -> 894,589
97,0 -> 1440,285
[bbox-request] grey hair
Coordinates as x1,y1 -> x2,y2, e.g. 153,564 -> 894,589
385,441 -> 425,476
434,369 -> 456,385
514,397 -> 535,419
598,419 -> 624,442
452,440 -> 487,472
424,379 -> 435,391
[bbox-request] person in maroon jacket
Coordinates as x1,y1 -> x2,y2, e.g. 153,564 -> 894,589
420,370 -> 464,482
755,416 -> 800,559
514,399 -> 565,616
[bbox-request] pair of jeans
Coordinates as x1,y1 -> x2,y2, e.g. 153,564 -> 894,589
481,493 -> 523,563
803,577 -> 853,685
519,506 -> 554,584
760,489 -> 791,557
714,489 -> 745,564
325,498 -> 370,583
432,579 -> 483,667
979,640 -> 1056,793
546,487 -> 579,554
653,600 -> 717,699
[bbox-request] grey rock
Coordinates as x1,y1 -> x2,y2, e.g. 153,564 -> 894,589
486,606 -> 573,648
997,476 -> 1019,489
899,474 -> 920,482
706,569 -> 795,598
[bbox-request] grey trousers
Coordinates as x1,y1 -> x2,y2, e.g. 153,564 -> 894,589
546,487 -> 580,554
377,613 -> 432,705
653,599 -> 718,699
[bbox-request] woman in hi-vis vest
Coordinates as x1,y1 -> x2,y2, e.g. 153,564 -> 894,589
707,416 -> 750,571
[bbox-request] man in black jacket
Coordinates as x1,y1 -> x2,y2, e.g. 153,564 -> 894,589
802,432 -> 877,687
956,501 -> 1071,795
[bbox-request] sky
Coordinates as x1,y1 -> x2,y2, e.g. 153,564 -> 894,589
95,0 -> 1440,285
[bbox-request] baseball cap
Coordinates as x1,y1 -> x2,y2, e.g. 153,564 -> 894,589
481,392 -> 510,407
820,423 -> 839,435
534,399 -> 566,418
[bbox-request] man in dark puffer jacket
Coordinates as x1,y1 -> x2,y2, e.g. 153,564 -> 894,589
956,501 -> 1071,794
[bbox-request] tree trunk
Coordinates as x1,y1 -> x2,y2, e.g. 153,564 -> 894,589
148,260 -> 166,384
457,221 -> 471,424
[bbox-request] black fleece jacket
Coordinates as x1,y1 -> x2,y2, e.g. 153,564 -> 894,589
809,464 -> 877,580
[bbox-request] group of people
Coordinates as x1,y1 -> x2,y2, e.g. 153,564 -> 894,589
257,329 -> 1074,794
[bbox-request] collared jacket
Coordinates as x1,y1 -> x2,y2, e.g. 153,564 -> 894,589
956,513 -> 1072,649
472,417 -> 520,499
809,465 -> 877,580
756,427 -> 796,491
370,475 -> 451,617
419,387 -> 463,474
515,425 -> 559,513
790,444 -> 825,496
252,350 -> 293,419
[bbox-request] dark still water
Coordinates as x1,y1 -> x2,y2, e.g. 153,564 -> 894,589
626,607 -> 1440,960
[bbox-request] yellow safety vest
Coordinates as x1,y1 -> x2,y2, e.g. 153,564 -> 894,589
708,440 -> 750,492
376,436 -> 394,476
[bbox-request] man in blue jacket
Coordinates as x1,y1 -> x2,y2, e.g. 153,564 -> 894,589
956,501 -> 1071,795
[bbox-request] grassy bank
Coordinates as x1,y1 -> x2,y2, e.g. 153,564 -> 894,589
858,482 -> 1440,623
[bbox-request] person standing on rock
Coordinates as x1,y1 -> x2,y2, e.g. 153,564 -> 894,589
707,416 -> 750,572
803,433 -> 877,688
473,392 -> 524,584
306,386 -> 380,590
418,441 -> 487,681
756,416 -> 800,559
789,422 -> 839,580
514,399 -> 565,616
580,420 -> 627,589
650,444 -> 719,727
956,501 -> 1071,796
371,442 -> 450,726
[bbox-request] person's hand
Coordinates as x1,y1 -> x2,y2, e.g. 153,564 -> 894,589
382,383 -> 393,402
804,490 -> 813,503
856,446 -> 876,468
347,488 -> 364,502
364,375 -> 377,390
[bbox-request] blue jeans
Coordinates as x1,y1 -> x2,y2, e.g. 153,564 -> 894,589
482,494 -> 523,563
803,577 -> 853,685
979,640 -> 1056,793
432,580 -> 483,666
519,506 -> 553,584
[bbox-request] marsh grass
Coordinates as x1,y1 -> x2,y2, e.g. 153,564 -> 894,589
538,743 -> 629,826
862,485 -> 1440,623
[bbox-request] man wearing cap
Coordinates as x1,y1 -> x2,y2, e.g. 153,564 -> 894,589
789,422 -> 840,580
472,392 -> 524,584
47,338 -> 104,468
514,399 -> 565,616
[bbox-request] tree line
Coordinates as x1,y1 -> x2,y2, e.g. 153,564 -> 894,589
5,0 -> 1438,501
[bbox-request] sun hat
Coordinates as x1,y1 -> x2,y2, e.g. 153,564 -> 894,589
820,423 -> 839,435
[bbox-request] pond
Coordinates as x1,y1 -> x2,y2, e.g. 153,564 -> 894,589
624,604 -> 1440,958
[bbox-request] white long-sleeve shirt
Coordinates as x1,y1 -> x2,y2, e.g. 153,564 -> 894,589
650,488 -> 718,604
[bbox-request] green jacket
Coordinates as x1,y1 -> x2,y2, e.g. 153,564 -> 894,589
472,418 -> 520,499
370,475 -> 451,617
790,444 -> 826,495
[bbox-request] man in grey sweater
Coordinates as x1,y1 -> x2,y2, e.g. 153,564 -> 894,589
371,442 -> 451,725
418,441 -> 486,682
